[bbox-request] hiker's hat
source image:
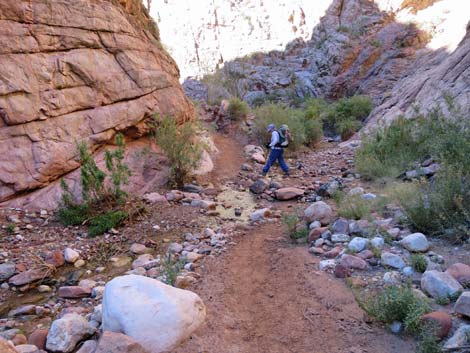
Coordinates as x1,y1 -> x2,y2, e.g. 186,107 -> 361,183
280,124 -> 289,131
267,123 -> 276,132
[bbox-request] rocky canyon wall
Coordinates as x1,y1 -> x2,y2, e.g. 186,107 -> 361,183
153,0 -> 469,127
0,0 -> 194,207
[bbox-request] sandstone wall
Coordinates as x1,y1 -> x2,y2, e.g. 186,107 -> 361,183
0,0 -> 194,204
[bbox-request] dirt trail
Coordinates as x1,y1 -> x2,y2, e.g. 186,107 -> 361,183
175,133 -> 415,353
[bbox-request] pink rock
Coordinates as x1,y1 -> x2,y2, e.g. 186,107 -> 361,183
421,311 -> 452,340
357,249 -> 374,260
334,264 -> 351,278
274,187 -> 304,201
143,193 -> 169,204
28,329 -> 48,350
340,254 -> 368,270
308,227 -> 328,242
445,263 -> 470,287
324,246 -> 343,259
94,331 -> 150,353
58,286 -> 92,299
45,251 -> 65,268
9,269 -> 48,286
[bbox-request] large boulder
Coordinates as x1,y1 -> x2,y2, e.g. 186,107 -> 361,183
454,292 -> 470,318
304,201 -> 333,225
102,275 -> 206,353
421,270 -> 463,298
0,0 -> 193,208
445,263 -> 470,287
46,314 -> 95,353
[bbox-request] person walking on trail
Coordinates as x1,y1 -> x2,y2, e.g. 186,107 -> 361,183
262,123 -> 290,176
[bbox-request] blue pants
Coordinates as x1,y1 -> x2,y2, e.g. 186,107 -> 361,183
263,148 -> 289,174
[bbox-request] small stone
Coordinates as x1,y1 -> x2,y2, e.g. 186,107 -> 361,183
58,286 -> 92,299
370,237 -> 384,249
443,324 -> 470,349
309,221 -> 321,230
249,179 -> 269,194
250,208 -> 271,222
319,259 -> 336,271
110,256 -> 132,268
332,218 -> 349,234
130,244 -> 149,255
132,254 -> 154,269
14,344 -> 38,353
274,187 -> 304,201
357,249 -> 374,260
8,304 -> 36,317
383,271 -> 401,285
144,192 -> 168,204
454,292 -> 470,318
64,248 -> 80,263
94,331 -> 149,353
168,243 -> 183,254
402,266 -> 415,277
28,329 -> 48,350
348,237 -> 368,252
45,251 -> 65,268
324,246 -> 342,259
0,337 -> 16,353
362,193 -> 377,200
445,263 -> 470,287
46,314 -> 95,353
76,340 -> 98,353
174,275 -> 197,289
331,233 -> 350,243
74,259 -> 86,268
91,286 -> 105,299
304,201 -> 333,225
389,321 -> 403,334
334,264 -> 351,278
381,252 -> 406,269
308,227 -> 328,242
0,263 -> 16,281
78,279 -> 97,290
421,270 -> 463,298
185,252 -> 203,263
421,311 -> 452,340
37,285 -> 51,293
12,333 -> 27,345
308,247 -> 324,255
9,269 -> 48,286
400,233 -> 430,252
340,254 -> 368,270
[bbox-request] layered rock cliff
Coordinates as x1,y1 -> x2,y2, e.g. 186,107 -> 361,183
0,0 -> 194,206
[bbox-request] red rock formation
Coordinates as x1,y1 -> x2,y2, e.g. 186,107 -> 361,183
0,0 -> 194,205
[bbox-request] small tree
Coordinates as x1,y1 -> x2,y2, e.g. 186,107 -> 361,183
105,133 -> 131,202
152,115 -> 202,188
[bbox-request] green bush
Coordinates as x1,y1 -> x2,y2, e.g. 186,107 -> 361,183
282,211 -> 308,242
335,193 -> 372,220
57,203 -> 90,226
337,117 -> 362,140
362,285 -> 431,335
227,97 -> 249,120
410,254 -> 428,273
88,211 -> 128,237
152,115 -> 203,188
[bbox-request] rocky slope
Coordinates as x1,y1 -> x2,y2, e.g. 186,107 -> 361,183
0,0 -> 194,207
154,0 -> 468,126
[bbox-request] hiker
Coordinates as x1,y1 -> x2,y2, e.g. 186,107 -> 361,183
262,123 -> 290,176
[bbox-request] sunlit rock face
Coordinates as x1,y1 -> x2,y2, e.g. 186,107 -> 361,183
152,0 -> 469,127
0,0 -> 193,206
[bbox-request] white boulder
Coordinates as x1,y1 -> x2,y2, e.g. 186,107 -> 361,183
304,201 -> 332,225
421,270 -> 463,298
102,275 -> 206,353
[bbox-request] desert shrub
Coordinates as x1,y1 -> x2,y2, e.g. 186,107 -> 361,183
152,115 -> 203,188
162,254 -> 184,286
303,116 -> 323,146
88,211 -> 127,237
282,211 -> 308,242
335,193 -> 372,220
323,95 -> 372,136
57,134 -> 131,236
362,285 -> 431,335
410,254 -> 428,273
416,324 -> 442,353
227,97 -> 249,120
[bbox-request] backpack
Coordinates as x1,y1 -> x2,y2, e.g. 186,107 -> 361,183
276,129 -> 288,148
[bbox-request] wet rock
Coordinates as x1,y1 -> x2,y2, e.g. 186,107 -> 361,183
400,233 -> 430,252
102,275 -> 206,352
421,270 -> 463,298
340,255 -> 368,270
421,311 -> 452,340
28,329 -> 48,350
58,286 -> 92,299
304,201 -> 332,225
274,187 -> 304,200
332,218 -> 349,234
9,269 -> 48,286
454,292 -> 470,318
0,263 -> 16,281
348,237 -> 368,252
64,248 -> 80,264
381,252 -> 406,269
445,263 -> 470,287
46,313 -> 95,353
95,331 -> 149,353
443,324 -> 470,350
249,179 -> 269,194
331,233 -> 350,243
